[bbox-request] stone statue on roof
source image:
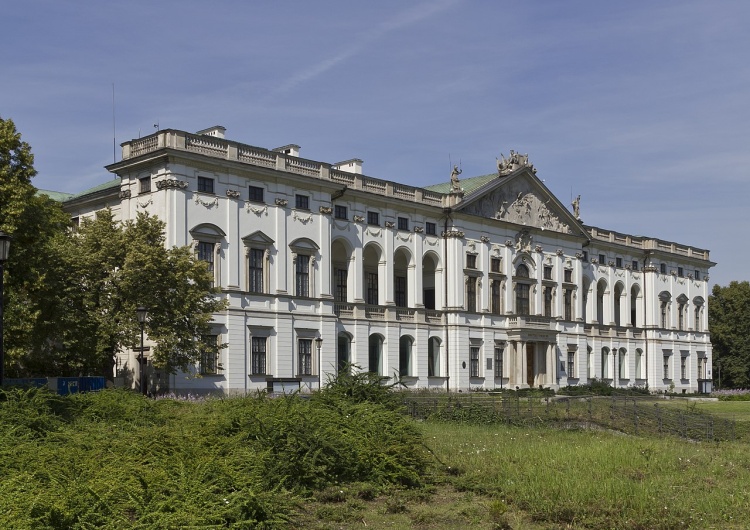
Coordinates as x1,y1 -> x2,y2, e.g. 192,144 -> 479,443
571,195 -> 581,220
450,165 -> 462,193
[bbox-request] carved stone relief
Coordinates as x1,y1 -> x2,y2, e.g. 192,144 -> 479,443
463,181 -> 571,233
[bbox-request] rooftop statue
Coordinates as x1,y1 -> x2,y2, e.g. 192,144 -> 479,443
450,165 -> 462,193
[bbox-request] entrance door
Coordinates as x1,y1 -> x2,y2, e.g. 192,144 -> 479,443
526,343 -> 535,387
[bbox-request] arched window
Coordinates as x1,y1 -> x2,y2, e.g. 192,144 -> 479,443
368,334 -> 384,375
428,337 -> 441,377
618,348 -> 627,380
399,336 -> 413,376
515,264 -> 531,315
613,283 -> 624,327
635,348 -> 644,379
393,248 -> 411,308
363,244 -> 382,306
601,347 -> 610,379
630,285 -> 641,326
337,333 -> 351,373
331,239 -> 353,303
596,279 -> 607,325
422,252 -> 440,310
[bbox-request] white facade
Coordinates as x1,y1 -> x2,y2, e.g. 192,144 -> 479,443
63,127 -> 715,394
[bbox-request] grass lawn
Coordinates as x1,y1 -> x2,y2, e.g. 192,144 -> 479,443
297,421 -> 750,529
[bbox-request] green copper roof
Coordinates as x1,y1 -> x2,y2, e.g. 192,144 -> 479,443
37,189 -> 74,202
65,179 -> 120,201
423,173 -> 497,195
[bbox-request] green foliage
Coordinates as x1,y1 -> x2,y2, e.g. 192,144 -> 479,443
315,364 -> 404,409
0,116 -> 72,374
0,381 -> 430,528
55,210 -> 227,376
710,281 -> 750,388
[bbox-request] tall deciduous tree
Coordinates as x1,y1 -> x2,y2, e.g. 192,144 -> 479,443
0,117 -> 71,375
709,281 -> 750,388
59,210 -> 226,378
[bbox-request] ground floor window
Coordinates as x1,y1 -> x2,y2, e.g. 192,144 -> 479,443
470,346 -> 480,377
494,346 -> 504,378
251,337 -> 267,375
298,338 -> 312,375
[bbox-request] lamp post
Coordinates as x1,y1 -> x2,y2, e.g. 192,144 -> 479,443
0,231 -> 12,388
136,306 -> 148,396
315,337 -> 323,390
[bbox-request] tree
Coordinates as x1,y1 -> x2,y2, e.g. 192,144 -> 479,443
57,210 -> 227,378
709,281 -> 750,388
0,117 -> 72,375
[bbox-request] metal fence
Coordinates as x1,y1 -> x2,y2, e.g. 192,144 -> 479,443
401,392 -> 736,442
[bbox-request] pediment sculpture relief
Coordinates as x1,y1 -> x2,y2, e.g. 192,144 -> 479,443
463,183 -> 572,234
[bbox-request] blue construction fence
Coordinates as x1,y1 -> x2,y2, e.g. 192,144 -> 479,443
3,377 -> 106,395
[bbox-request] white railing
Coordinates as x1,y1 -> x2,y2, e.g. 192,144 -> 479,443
238,146 -> 275,167
185,134 -> 227,157
285,157 -> 321,177
130,136 -> 159,158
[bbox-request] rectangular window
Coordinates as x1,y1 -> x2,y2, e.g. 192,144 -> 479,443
200,335 -> 218,375
198,177 -> 214,194
543,286 -> 552,317
295,194 -> 309,210
544,266 -> 552,280
695,270 -> 701,280
425,222 -> 437,236
298,339 -> 312,376
582,251 -> 588,262
599,254 -> 606,264
564,289 -> 572,321
366,272 -> 378,305
491,280 -> 501,315
139,176 -> 151,194
470,346 -> 480,377
251,337 -> 266,375
516,283 -> 530,316
197,241 -> 215,285
249,249 -> 264,293
466,277 -> 477,312
395,276 -> 407,307
248,185 -> 264,202
295,255 -> 310,297
334,268 -> 347,302
660,263 -> 667,274
466,254 -> 477,269
616,257 -> 622,268
568,352 -> 575,377
694,307 -> 701,332
677,267 -> 684,277
367,211 -> 379,226
334,205 -> 348,220
632,260 -> 639,271
564,269 -> 572,283
681,356 -> 687,380
491,258 -> 501,273
698,357 -> 707,379
663,355 -> 670,380
397,217 -> 409,231
494,347 -> 504,378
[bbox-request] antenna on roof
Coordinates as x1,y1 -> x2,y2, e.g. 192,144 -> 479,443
112,83 -> 116,164
154,122 -> 160,132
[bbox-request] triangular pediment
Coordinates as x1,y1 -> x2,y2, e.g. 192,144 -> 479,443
456,168 -> 585,237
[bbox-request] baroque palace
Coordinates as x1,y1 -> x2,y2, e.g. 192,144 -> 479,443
56,126 -> 714,395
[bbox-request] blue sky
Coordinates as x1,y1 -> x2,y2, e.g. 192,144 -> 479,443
2,0 -> 748,286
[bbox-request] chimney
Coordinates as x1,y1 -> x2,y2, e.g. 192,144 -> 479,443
195,126 -> 226,139
333,158 -> 363,175
272,144 -> 301,157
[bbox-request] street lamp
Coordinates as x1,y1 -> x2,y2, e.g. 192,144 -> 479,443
315,337 -> 323,390
0,231 -> 11,387
136,306 -> 148,396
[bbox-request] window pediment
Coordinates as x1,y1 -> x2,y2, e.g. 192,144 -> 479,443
242,230 -> 275,247
190,223 -> 226,241
289,237 -> 320,254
